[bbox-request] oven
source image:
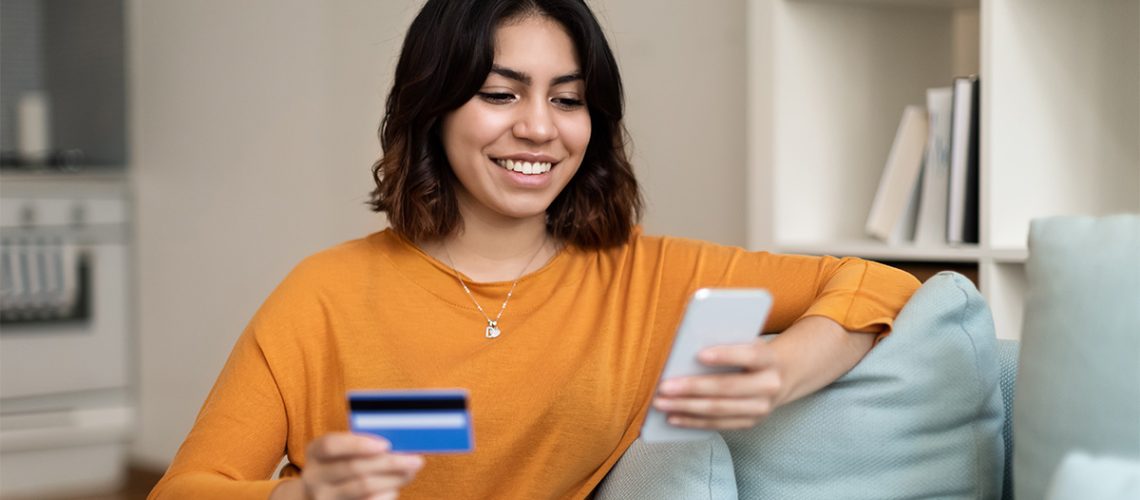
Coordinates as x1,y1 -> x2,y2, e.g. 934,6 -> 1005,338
0,175 -> 134,496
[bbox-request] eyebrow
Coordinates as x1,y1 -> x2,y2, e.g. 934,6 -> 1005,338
490,65 -> 583,86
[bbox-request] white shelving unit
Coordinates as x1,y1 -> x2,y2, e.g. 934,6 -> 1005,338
746,0 -> 1140,340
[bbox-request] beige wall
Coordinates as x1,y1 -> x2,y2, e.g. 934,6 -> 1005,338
594,1 -> 747,246
129,0 -> 746,467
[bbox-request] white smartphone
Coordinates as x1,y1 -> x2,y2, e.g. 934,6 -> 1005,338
640,288 -> 773,443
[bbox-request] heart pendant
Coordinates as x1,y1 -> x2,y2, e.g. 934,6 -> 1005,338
485,324 -> 501,338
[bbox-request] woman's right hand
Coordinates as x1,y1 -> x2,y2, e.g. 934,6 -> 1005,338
274,432 -> 425,500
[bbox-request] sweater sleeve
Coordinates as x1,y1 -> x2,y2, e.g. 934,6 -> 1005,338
147,326 -> 288,500
724,252 -> 919,335
650,235 -> 921,336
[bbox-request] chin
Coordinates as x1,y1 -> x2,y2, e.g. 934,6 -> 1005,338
496,205 -> 553,221
491,196 -> 559,221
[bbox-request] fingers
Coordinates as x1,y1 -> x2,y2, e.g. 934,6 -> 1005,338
652,342 -> 783,431
653,395 -> 772,419
652,392 -> 775,430
658,367 -> 781,398
663,414 -> 762,431
328,468 -> 421,499
304,453 -> 424,500
652,370 -> 780,431
697,342 -> 775,370
306,470 -> 420,500
307,432 -> 389,461
317,452 -> 425,485
304,433 -> 424,500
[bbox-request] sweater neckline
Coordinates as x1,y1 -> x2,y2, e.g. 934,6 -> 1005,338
370,229 -> 585,313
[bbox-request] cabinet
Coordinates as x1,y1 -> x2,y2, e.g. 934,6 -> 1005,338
0,0 -> 128,169
745,0 -> 1140,339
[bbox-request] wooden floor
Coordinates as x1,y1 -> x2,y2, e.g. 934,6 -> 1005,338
5,467 -> 164,500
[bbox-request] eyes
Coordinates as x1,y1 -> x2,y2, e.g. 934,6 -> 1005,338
477,91 -> 585,111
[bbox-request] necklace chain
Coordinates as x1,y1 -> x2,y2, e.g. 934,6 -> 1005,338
443,238 -> 548,339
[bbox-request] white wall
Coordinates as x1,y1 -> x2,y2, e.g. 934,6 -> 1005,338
130,0 -> 747,467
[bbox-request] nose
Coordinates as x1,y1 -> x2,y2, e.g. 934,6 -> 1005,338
512,99 -> 558,143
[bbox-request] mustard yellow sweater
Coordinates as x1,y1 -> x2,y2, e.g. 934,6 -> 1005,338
149,228 -> 919,499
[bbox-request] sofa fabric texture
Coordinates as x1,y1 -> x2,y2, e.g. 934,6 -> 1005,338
721,271 -> 1004,499
996,339 -> 1019,500
1013,215 -> 1140,500
594,433 -> 738,500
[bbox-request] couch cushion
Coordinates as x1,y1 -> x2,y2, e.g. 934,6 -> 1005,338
1014,215 -> 1140,500
722,271 -> 1005,499
594,434 -> 738,500
997,339 -> 1019,500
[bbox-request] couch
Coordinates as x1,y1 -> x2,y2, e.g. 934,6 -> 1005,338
596,215 -> 1140,500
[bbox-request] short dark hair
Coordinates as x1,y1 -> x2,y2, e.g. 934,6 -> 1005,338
368,0 -> 643,248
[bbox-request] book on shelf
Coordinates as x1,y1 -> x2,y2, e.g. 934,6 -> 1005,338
866,105 -> 928,245
914,86 -> 953,246
947,75 -> 980,245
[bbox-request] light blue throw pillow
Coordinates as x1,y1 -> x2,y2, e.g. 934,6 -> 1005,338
722,271 -> 1005,499
1014,215 -> 1140,500
594,435 -> 738,500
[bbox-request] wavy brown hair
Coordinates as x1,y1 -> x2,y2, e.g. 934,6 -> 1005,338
368,0 -> 642,249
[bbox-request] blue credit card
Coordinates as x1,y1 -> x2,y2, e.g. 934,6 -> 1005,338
347,389 -> 473,454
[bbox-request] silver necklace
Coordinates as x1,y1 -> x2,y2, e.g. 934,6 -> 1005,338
442,239 -> 547,339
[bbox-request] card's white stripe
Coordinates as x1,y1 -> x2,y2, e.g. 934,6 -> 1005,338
352,412 -> 468,429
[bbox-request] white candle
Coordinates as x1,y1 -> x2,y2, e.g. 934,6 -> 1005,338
18,91 -> 51,164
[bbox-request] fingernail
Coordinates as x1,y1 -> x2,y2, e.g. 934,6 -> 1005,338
699,350 -> 717,362
668,416 -> 684,426
369,438 -> 390,452
405,455 -> 425,468
653,398 -> 670,410
659,381 -> 681,394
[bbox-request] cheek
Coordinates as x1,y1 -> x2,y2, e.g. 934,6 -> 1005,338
443,106 -> 512,158
561,114 -> 592,155
440,116 -> 460,159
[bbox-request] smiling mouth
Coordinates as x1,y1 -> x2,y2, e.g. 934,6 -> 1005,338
493,158 -> 553,175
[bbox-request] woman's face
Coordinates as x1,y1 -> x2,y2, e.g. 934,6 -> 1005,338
440,15 -> 591,224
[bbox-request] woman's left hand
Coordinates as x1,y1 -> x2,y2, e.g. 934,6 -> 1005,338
651,339 -> 784,430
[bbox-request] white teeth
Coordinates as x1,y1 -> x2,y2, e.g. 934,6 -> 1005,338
495,159 -> 552,175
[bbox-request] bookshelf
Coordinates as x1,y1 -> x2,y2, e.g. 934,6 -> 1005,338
746,0 -> 1140,340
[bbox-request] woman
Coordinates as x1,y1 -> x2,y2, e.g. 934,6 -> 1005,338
150,0 -> 920,498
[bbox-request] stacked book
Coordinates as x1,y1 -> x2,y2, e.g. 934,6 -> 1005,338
866,76 -> 980,246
